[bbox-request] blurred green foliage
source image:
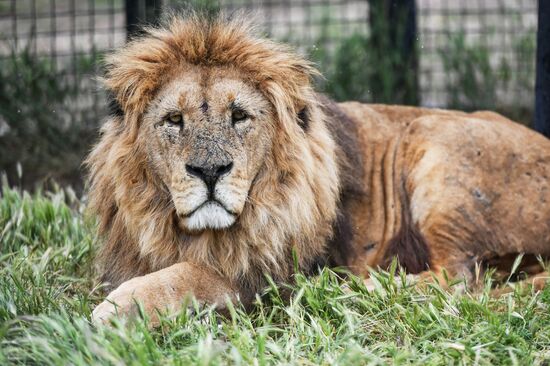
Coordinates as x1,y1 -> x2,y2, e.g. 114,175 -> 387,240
312,0 -> 418,105
439,31 -> 536,123
309,5 -> 535,126
440,33 -> 500,111
0,47 -> 101,191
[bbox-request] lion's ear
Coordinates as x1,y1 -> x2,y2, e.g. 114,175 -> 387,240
261,59 -> 318,133
106,91 -> 124,118
297,106 -> 310,131
102,38 -> 173,122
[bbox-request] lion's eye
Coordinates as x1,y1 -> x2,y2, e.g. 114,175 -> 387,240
166,113 -> 183,125
232,109 -> 248,124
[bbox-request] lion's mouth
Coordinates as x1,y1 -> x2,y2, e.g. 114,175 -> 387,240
181,199 -> 236,218
179,200 -> 237,231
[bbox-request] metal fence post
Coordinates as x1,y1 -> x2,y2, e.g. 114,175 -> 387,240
368,0 -> 419,105
535,0 -> 550,136
126,0 -> 162,40
145,0 -> 162,25
390,0 -> 418,105
126,0 -> 142,39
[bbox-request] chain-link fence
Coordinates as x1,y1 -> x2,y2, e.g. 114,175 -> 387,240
418,1 -> 537,115
204,0 -> 537,114
0,0 -> 539,189
0,0 -> 126,188
0,0 -> 125,120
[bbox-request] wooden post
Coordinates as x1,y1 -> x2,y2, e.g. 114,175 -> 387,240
535,0 -> 550,136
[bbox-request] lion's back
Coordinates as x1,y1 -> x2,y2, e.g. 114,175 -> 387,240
334,101 -> 550,273
399,110 -> 550,262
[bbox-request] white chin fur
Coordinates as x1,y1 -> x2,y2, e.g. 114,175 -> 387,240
183,202 -> 236,230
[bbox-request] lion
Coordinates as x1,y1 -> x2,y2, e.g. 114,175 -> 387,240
89,13 -> 550,324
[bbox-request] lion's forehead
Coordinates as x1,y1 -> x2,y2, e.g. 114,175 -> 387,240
146,68 -> 269,119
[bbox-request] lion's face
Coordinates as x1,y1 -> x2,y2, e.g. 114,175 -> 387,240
88,15 -> 341,288
140,66 -> 273,232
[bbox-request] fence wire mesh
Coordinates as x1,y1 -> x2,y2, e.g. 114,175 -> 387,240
0,0 -> 539,188
0,1 -> 538,112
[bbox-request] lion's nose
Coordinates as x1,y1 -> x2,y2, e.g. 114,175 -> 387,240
185,162 -> 234,192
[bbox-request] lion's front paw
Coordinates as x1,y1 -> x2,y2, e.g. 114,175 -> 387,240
91,262 -> 238,326
91,276 -> 172,326
91,279 -> 141,325
91,297 -> 123,325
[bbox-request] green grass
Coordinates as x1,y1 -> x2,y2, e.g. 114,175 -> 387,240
1,183 -> 550,365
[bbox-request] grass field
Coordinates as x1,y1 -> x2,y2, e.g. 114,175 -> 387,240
1,183 -> 550,365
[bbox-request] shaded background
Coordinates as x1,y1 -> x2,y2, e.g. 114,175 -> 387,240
0,0 -> 540,192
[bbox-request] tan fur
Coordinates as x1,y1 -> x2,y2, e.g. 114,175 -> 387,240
90,14 -> 550,324
336,103 -> 550,282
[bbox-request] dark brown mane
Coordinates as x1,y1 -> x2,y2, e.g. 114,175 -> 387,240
320,96 -> 365,267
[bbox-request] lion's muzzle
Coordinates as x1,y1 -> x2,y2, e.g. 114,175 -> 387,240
180,201 -> 236,231
175,155 -> 244,231
185,161 -> 234,197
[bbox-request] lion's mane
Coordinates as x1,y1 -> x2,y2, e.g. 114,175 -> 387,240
86,13 -> 341,295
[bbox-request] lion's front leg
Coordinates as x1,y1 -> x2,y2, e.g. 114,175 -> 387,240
91,262 -> 237,326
